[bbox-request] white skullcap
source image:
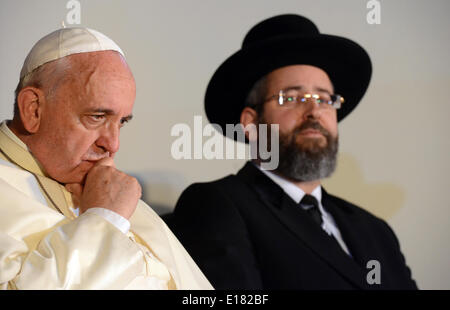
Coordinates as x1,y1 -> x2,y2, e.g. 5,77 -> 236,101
20,27 -> 125,79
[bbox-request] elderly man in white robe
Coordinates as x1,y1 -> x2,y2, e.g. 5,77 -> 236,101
0,27 -> 212,290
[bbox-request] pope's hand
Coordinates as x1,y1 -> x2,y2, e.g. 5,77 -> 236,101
65,157 -> 141,219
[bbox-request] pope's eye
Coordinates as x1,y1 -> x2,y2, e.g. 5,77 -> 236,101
88,115 -> 105,122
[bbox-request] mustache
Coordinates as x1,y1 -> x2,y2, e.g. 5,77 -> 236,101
81,151 -> 110,161
293,120 -> 331,138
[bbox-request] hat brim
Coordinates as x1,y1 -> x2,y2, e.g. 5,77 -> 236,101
205,34 -> 372,140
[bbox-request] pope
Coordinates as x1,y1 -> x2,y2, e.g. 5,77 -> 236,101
0,27 -> 212,290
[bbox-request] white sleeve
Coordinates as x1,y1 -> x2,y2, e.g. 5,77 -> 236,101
1,212 -> 146,289
84,208 -> 130,234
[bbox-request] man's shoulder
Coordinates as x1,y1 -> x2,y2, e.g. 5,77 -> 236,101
182,173 -> 242,194
173,172 -> 252,217
180,162 -> 263,198
176,174 -> 244,209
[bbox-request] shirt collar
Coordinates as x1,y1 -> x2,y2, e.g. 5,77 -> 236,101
254,162 -> 322,204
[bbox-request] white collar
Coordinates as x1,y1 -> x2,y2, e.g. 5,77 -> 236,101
255,162 -> 322,205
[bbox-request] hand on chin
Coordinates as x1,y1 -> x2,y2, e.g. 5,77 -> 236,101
65,158 -> 116,207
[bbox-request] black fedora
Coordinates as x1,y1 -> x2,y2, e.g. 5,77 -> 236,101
205,14 -> 372,139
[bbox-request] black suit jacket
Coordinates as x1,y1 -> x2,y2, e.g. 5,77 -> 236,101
164,162 -> 417,289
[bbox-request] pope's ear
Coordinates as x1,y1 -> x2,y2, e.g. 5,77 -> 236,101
240,107 -> 259,142
17,87 -> 45,134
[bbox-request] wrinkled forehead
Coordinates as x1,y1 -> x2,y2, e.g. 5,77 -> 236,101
68,51 -> 132,77
59,51 -> 134,92
51,52 -> 136,111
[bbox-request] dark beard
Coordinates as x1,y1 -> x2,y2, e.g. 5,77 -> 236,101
261,117 -> 339,182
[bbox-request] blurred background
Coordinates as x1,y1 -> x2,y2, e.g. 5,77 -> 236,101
1,0 -> 449,289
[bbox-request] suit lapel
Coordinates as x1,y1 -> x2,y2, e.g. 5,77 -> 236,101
237,162 -> 371,289
322,190 -> 379,274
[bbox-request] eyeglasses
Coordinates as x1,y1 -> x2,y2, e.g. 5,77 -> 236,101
266,89 -> 344,110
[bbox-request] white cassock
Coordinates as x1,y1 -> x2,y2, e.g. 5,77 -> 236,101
0,121 -> 213,290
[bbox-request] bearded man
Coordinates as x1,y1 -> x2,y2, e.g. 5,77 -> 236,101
0,27 -> 212,289
164,14 -> 417,290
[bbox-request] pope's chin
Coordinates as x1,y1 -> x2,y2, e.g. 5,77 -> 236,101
49,161 -> 95,185
74,160 -> 97,183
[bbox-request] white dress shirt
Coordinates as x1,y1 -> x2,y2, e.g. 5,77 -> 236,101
256,164 -> 351,256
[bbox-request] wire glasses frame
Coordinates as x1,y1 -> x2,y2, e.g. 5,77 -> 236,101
267,90 -> 345,109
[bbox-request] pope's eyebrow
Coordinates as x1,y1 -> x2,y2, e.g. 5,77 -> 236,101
121,115 -> 133,123
88,109 -> 133,122
89,108 -> 115,114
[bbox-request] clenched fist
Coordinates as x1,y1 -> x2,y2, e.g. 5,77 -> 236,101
65,158 -> 141,219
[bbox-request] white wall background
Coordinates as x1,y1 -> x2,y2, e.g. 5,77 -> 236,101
1,0 -> 449,289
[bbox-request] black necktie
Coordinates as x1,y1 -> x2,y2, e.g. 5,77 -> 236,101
299,194 -> 351,256
300,194 -> 323,227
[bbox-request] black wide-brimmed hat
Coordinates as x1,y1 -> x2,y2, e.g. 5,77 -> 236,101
205,14 -> 372,138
